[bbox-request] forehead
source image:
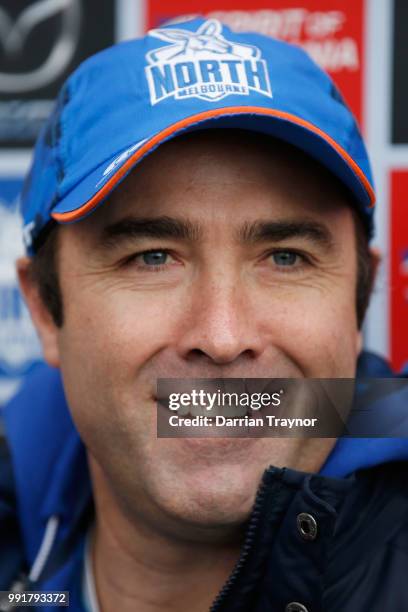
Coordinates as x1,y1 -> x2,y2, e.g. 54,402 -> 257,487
66,129 -> 354,234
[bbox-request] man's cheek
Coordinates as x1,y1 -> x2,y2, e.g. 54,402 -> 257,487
64,293 -> 173,355
305,319 -> 358,376
271,297 -> 358,375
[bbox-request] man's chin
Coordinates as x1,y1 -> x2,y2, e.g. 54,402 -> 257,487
147,468 -> 261,542
155,495 -> 253,545
144,437 -> 271,522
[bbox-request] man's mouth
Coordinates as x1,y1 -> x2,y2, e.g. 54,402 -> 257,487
156,395 -> 250,418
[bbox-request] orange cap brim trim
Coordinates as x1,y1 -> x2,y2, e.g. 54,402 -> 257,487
52,106 -> 375,223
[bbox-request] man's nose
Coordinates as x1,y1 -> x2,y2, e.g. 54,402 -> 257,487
177,273 -> 264,365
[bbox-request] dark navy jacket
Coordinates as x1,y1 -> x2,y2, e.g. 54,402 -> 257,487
1,352 -> 408,611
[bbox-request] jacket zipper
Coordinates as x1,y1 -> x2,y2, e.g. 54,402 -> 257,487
209,467 -> 273,612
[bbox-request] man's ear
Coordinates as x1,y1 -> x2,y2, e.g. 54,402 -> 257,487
16,256 -> 61,368
356,246 -> 382,355
369,246 -> 382,283
356,330 -> 363,355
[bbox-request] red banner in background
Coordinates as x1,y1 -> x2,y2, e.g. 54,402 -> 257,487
390,171 -> 408,371
147,0 -> 364,125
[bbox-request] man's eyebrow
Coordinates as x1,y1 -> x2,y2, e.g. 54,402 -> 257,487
98,216 -> 333,250
99,216 -> 203,248
237,220 -> 334,247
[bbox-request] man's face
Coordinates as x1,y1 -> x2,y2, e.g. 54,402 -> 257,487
32,132 -> 362,538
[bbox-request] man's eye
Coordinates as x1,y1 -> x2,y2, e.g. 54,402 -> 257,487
123,249 -> 180,271
138,250 -> 169,266
270,251 -> 300,266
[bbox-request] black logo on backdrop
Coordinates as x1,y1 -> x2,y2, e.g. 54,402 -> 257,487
0,0 -> 81,93
0,0 -> 115,148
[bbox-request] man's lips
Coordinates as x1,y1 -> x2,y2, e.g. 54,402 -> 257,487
155,395 -> 259,418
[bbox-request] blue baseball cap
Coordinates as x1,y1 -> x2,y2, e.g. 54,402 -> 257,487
21,16 -> 375,254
